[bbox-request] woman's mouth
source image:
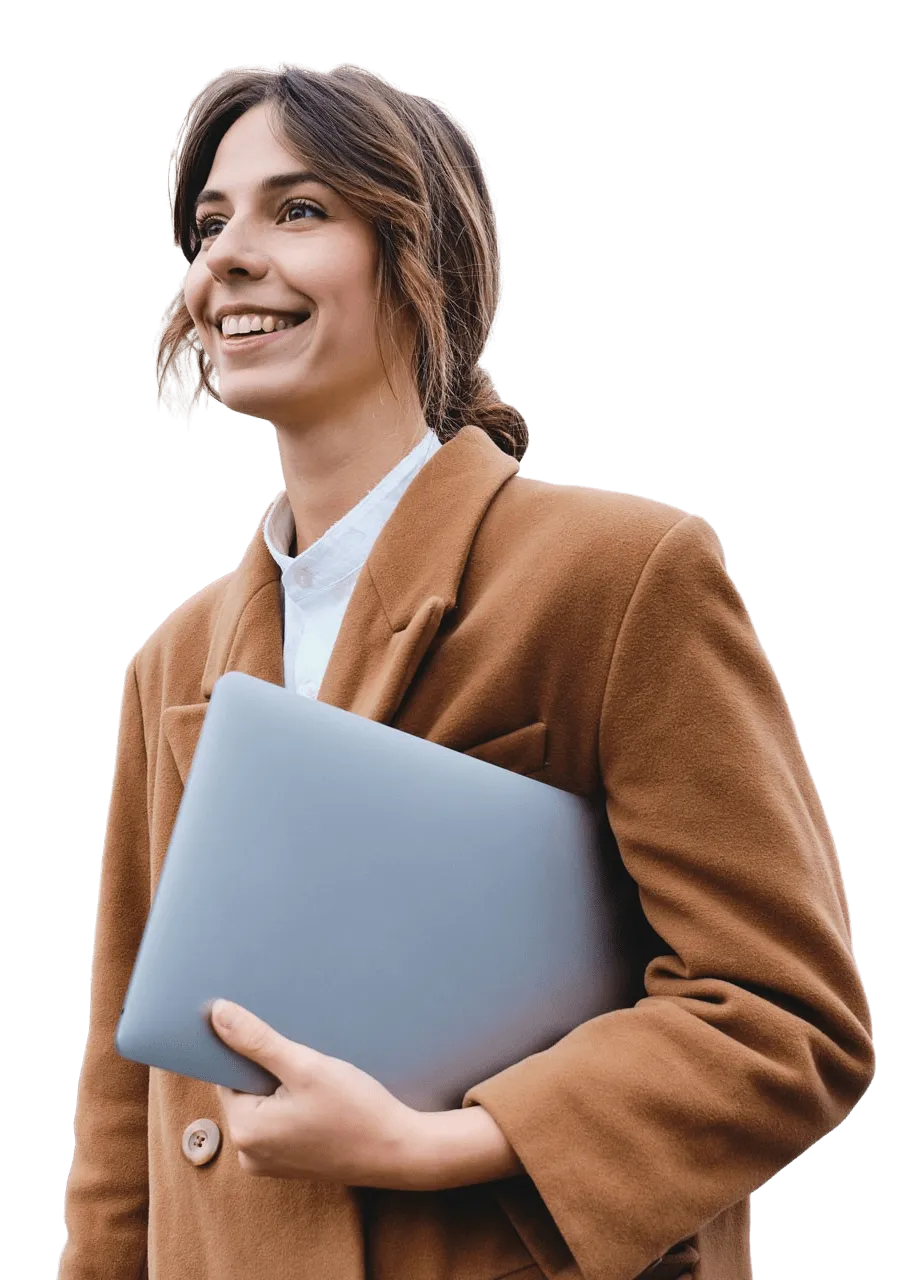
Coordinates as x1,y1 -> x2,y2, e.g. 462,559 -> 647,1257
216,311 -> 312,353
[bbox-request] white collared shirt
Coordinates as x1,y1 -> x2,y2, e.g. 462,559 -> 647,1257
262,429 -> 442,697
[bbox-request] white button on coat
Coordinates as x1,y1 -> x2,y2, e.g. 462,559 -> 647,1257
181,1118 -> 221,1167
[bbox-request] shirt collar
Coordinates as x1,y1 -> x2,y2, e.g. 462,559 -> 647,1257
263,428 -> 441,597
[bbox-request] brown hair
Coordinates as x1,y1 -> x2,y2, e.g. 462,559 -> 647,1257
156,64 -> 528,460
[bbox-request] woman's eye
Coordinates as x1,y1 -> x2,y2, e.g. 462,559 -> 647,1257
195,198 -> 324,240
282,198 -> 325,222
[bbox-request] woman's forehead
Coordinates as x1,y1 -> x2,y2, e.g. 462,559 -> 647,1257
203,104 -> 312,195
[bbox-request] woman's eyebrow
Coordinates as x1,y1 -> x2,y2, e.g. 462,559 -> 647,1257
194,170 -> 332,209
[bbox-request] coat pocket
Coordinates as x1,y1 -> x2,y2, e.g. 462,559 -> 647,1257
161,702 -> 209,787
462,721 -> 547,776
636,1237 -> 700,1279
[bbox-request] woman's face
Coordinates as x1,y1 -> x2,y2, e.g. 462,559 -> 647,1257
183,102 -> 409,427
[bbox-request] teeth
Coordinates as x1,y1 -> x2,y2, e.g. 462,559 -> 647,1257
220,313 -> 306,337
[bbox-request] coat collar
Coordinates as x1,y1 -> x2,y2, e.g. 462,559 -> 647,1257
196,423 -> 518,725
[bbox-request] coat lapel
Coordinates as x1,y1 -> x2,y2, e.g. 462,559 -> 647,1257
163,425 -> 518,785
316,425 -> 518,719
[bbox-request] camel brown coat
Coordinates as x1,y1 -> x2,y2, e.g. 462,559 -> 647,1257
59,425 -> 874,1280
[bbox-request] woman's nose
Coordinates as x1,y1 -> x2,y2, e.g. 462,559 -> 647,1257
203,226 -> 267,279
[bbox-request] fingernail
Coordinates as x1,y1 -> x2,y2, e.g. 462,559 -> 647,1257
212,999 -> 233,1029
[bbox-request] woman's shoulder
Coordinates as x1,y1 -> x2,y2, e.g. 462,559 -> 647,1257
131,571 -> 234,706
498,472 -> 716,564
483,475 -> 731,619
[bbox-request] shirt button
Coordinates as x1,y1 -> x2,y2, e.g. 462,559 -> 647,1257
181,1118 -> 222,1167
298,680 -> 317,699
295,566 -> 311,587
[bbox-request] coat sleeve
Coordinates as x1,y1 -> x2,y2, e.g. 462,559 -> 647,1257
460,512 -> 875,1280
58,660 -> 151,1280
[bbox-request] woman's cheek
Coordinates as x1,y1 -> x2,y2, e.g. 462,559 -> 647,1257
183,266 -> 207,330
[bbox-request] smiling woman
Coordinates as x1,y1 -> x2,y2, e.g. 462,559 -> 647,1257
177,102 -> 419,441
58,62 -> 873,1280
156,67 -> 525,468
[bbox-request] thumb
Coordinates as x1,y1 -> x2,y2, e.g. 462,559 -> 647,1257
210,998 -> 290,1076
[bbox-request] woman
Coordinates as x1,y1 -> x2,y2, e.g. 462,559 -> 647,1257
59,64 -> 874,1280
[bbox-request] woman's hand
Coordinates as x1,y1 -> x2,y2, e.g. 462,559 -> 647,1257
209,998 -> 427,1188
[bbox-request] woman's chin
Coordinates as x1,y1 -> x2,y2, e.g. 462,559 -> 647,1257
216,376 -> 303,422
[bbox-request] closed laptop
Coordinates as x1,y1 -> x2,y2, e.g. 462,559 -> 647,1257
115,671 -> 649,1111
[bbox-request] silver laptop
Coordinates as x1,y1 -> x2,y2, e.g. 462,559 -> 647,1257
115,671 -> 651,1111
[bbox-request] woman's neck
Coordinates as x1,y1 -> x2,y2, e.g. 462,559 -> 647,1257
272,399 -> 430,555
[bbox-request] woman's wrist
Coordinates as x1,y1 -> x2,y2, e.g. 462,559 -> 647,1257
400,1102 -> 525,1191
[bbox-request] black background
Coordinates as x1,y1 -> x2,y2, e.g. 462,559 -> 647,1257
56,55 -> 880,1274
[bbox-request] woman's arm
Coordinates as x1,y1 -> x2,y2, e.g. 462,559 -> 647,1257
58,660 -> 151,1280
407,1102 -> 525,1188
458,513 -> 875,1279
